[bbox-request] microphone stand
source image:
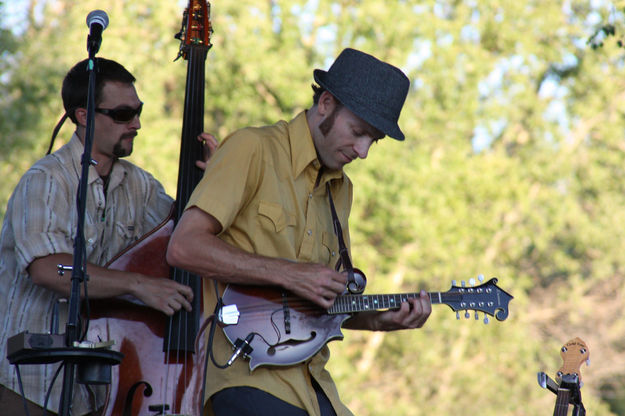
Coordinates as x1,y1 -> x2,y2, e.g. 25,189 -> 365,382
56,37 -> 99,416
6,23 -> 122,416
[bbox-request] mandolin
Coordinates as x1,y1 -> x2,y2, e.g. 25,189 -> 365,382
221,276 -> 513,370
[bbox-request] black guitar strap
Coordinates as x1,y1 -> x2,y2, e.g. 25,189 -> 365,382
326,182 -> 364,294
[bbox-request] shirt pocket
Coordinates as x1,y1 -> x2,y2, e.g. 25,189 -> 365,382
114,219 -> 139,245
321,231 -> 339,268
257,200 -> 295,233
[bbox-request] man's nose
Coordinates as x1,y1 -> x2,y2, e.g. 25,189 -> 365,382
354,137 -> 373,159
129,114 -> 141,129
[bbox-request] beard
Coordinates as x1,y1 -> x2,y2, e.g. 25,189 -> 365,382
112,133 -> 136,157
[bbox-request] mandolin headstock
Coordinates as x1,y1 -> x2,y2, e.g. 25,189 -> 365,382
441,276 -> 513,323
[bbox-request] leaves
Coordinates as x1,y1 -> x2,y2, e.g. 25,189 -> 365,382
2,0 -> 625,414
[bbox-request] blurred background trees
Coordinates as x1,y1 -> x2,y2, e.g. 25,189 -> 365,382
2,0 -> 625,414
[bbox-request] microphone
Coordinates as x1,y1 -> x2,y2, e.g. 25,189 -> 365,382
227,333 -> 255,367
86,10 -> 109,55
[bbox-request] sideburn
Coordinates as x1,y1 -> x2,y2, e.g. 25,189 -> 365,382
319,104 -> 343,137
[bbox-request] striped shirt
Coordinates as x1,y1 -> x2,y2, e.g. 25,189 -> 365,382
0,133 -> 173,414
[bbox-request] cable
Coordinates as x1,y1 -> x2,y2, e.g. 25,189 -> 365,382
207,297 -> 229,369
46,113 -> 68,155
42,363 -> 65,416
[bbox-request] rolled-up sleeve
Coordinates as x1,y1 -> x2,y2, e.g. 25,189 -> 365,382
10,168 -> 75,276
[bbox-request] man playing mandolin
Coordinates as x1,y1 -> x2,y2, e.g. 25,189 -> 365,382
0,58 -> 217,415
167,48 -> 432,416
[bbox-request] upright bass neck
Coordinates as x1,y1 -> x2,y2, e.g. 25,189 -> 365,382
175,0 -> 213,215
166,0 -> 213,354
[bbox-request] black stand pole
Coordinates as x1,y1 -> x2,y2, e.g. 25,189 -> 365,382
56,45 -> 98,416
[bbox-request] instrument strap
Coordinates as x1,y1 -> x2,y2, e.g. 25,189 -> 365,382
326,182 -> 364,294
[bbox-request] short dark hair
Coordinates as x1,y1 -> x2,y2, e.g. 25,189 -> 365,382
62,58 -> 136,124
311,84 -> 344,109
311,84 -> 328,105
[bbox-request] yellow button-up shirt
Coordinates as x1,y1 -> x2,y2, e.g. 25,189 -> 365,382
187,111 -> 354,416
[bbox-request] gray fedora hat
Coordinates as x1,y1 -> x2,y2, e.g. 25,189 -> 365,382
313,48 -> 410,141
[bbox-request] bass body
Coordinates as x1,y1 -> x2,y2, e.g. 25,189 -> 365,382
89,213 -> 206,416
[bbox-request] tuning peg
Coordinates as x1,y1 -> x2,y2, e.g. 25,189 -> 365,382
586,358 -> 591,366
456,311 -> 460,320
465,311 -> 470,319
474,311 -> 479,320
478,274 -> 484,283
461,280 -> 466,287
483,316 -> 490,324
452,280 -> 457,286
469,278 -> 476,286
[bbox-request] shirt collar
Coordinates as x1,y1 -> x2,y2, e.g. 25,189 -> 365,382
67,132 -> 127,188
288,111 -> 317,179
287,111 -> 344,185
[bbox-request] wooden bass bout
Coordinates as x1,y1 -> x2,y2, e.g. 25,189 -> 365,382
88,212 -> 207,416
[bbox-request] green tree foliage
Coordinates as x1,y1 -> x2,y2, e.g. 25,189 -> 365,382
2,0 -> 625,414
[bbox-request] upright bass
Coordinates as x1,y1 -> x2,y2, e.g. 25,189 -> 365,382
88,2 -> 213,415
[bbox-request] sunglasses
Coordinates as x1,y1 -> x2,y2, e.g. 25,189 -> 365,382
95,102 -> 143,123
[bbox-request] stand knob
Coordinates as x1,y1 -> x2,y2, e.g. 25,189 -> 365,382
57,264 -> 73,276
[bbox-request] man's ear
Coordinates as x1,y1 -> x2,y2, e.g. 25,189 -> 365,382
74,108 -> 88,127
317,90 -> 337,117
